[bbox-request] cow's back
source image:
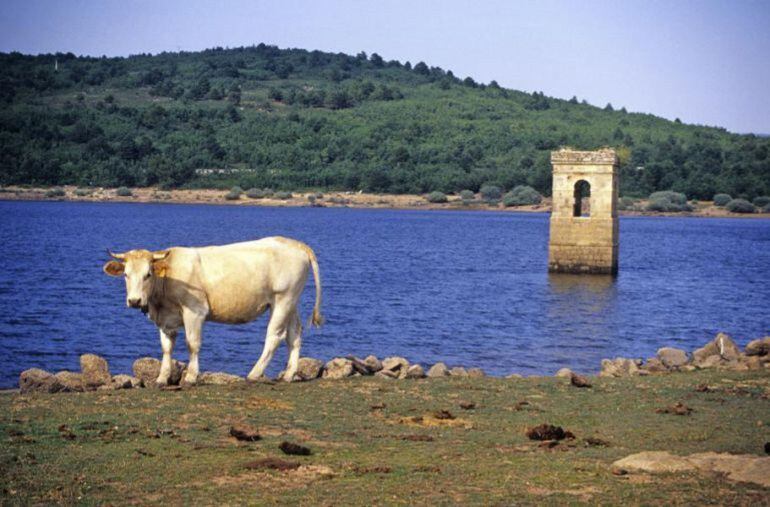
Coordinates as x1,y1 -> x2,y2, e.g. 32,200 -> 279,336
192,237 -> 310,324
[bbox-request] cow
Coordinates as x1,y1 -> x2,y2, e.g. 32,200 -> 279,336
102,236 -> 323,385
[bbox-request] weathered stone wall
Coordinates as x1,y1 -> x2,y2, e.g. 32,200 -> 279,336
548,148 -> 619,275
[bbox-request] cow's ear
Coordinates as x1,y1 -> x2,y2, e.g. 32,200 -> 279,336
103,260 -> 124,277
153,260 -> 169,278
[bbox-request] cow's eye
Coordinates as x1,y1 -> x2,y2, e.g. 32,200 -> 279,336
144,273 -> 151,280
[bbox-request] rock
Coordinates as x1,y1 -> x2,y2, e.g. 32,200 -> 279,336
322,358 -> 353,379
198,372 -> 244,385
656,347 -> 689,368
405,364 -> 425,379
449,366 -> 468,377
132,357 -> 186,386
427,362 -> 450,378
694,354 -> 723,369
599,358 -> 641,377
505,373 -> 523,379
381,356 -> 410,378
230,424 -> 261,442
347,356 -> 373,375
362,355 -> 383,373
744,356 -> 764,370
296,357 -> 324,380
467,367 -> 485,378
570,373 -> 592,388
375,369 -> 398,379
79,354 -> 111,389
692,332 -> 741,363
612,451 -> 770,488
642,357 -> 668,373
555,368 -> 573,378
745,337 -> 770,356
111,374 -> 141,389
54,371 -> 85,392
19,368 -> 62,393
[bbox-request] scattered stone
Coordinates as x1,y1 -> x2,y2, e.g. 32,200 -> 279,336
279,441 -> 311,456
54,371 -> 85,392
449,366 -> 468,377
656,402 -> 693,416
79,354 -> 111,389
656,347 -> 689,368
427,362 -> 450,377
243,458 -> 300,471
692,332 -> 741,364
433,410 -> 455,420
19,368 -> 61,394
405,364 -> 425,379
694,354 -> 723,369
322,358 -> 354,379
375,369 -> 398,379
570,373 -> 592,388
459,401 -> 476,410
555,368 -> 573,378
347,356 -> 373,375
402,434 -> 434,442
599,358 -> 641,377
229,424 -> 261,442
642,357 -> 668,373
111,374 -> 141,389
132,357 -> 186,386
467,367 -> 485,378
198,372 -> 244,385
381,356 -> 410,378
745,337 -> 770,356
362,355 -> 383,373
295,357 -> 324,380
526,424 -> 568,441
612,451 -> 770,487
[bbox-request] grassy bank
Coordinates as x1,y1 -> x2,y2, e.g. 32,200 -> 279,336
2,370 -> 768,504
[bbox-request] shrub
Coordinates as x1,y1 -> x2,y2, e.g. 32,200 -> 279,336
274,191 -> 292,200
224,186 -> 242,201
307,194 -> 317,205
314,192 -> 324,199
246,187 -> 274,199
459,189 -> 475,201
713,193 -> 732,207
725,198 -> 755,213
763,203 -> 770,214
645,190 -> 691,212
752,196 -> 770,208
116,187 -> 132,197
74,188 -> 92,196
426,191 -> 448,203
617,196 -> 636,210
502,185 -> 542,207
45,187 -> 65,198
479,185 -> 502,202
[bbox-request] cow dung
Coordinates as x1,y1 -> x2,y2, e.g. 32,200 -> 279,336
279,441 -> 312,456
243,458 -> 300,471
229,424 -> 261,442
526,424 -> 569,441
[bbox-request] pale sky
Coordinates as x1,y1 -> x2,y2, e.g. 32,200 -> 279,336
1,0 -> 769,134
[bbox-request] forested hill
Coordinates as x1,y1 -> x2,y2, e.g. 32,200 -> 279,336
1,44 -> 768,199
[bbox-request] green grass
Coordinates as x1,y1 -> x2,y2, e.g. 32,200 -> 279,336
1,370 -> 768,504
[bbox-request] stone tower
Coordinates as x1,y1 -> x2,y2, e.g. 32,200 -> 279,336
548,148 -> 619,275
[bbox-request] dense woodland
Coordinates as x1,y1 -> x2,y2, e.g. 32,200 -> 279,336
1,44 -> 769,199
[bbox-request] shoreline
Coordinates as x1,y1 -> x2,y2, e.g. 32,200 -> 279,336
2,185 -> 769,219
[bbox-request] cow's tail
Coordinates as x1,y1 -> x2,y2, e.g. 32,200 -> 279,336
300,242 -> 324,328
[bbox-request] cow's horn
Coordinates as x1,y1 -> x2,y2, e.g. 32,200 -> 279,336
152,250 -> 170,260
108,249 -> 126,260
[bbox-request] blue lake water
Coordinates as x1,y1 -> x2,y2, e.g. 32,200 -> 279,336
0,200 -> 769,387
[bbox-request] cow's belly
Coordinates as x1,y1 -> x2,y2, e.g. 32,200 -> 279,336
206,289 -> 270,324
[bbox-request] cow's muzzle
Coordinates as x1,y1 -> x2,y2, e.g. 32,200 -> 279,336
127,298 -> 142,308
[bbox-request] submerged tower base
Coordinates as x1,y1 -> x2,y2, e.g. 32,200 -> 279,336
548,149 -> 619,275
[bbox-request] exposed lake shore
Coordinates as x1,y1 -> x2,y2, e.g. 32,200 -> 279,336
2,185 -> 769,218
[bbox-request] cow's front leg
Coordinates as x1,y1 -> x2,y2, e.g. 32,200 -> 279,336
181,309 -> 206,385
156,328 -> 177,386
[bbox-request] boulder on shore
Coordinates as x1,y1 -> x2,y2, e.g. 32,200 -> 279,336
427,362 -> 450,378
296,357 -> 324,380
642,357 -> 668,373
555,368 -> 573,378
692,333 -> 741,365
381,356 -> 410,379
54,371 -> 85,392
362,355 -> 383,373
656,347 -> 689,369
405,364 -> 425,379
745,337 -> 770,357
198,372 -> 244,385
600,358 -> 643,377
19,368 -> 62,393
322,358 -> 353,379
467,367 -> 485,378
80,354 -> 111,389
132,357 -> 186,386
449,366 -> 468,377
110,374 -> 141,389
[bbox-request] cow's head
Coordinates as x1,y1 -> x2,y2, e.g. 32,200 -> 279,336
103,249 -> 170,312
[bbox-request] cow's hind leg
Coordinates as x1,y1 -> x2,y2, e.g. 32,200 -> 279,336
282,311 -> 302,382
247,301 -> 292,381
156,328 -> 177,386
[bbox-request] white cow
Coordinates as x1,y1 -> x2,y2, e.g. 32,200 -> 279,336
103,236 -> 323,385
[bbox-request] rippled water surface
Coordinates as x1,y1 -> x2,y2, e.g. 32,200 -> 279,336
1,200 -> 768,387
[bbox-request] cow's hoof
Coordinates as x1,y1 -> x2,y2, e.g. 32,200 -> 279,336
180,379 -> 197,389
246,375 -> 275,385
153,380 -> 169,389
281,374 -> 297,383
